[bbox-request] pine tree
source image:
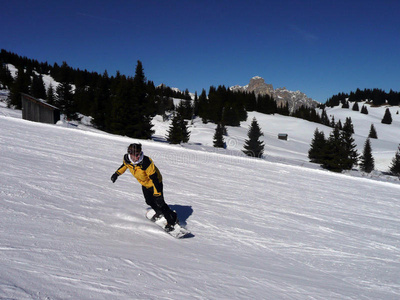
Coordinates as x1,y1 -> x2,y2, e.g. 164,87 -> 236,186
222,105 -> 241,126
244,92 -> 257,112
53,61 -> 79,119
7,67 -> 30,109
205,85 -> 223,123
110,61 -> 154,139
110,74 -> 134,136
320,121 -> 359,172
46,83 -> 55,105
213,123 -> 225,148
320,109 -> 330,126
166,113 -> 190,144
343,117 -> 355,134
154,84 -> 174,120
352,102 -> 359,111
256,93 -> 277,114
361,105 -> 369,114
176,98 -> 193,121
176,101 -> 185,118
321,126 -> 346,172
243,117 -> 264,158
381,108 -> 392,124
368,124 -> 378,139
72,83 -> 89,116
341,118 -> 359,170
56,80 -> 77,119
330,115 -> 336,127
166,114 -> 181,144
197,89 -> 209,123
0,63 -> 13,88
336,119 -> 343,130
30,73 -> 46,99
180,117 -> 190,143
308,128 -> 326,164
389,147 -> 400,176
91,71 -> 111,131
131,60 -> 154,139
180,97 -> 193,120
277,101 -> 290,116
360,138 -> 374,173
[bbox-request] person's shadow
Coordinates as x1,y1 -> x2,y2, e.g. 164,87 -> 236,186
170,205 -> 195,238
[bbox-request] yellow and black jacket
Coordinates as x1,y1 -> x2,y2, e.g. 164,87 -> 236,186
115,154 -> 163,196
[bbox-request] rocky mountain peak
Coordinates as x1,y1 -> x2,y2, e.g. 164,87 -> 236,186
230,76 -> 320,113
247,76 -> 274,96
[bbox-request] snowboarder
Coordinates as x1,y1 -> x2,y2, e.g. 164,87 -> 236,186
111,143 -> 178,231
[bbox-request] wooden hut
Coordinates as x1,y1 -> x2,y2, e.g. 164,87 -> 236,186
278,133 -> 288,140
21,93 -> 60,124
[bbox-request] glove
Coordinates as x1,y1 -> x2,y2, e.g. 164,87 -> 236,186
111,173 -> 119,183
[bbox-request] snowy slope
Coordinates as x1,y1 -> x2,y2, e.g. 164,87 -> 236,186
322,104 -> 400,171
1,104 -> 400,299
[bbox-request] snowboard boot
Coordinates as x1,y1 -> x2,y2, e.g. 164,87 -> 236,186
165,223 -> 175,232
164,211 -> 179,232
172,210 -> 179,225
151,211 -> 163,222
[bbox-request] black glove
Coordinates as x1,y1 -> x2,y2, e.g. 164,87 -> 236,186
111,173 -> 119,183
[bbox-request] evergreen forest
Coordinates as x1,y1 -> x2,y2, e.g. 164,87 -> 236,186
0,49 -> 288,139
325,88 -> 400,107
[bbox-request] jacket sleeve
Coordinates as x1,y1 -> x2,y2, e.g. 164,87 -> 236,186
115,157 -> 128,175
116,163 -> 127,175
149,172 -> 162,196
144,158 -> 163,195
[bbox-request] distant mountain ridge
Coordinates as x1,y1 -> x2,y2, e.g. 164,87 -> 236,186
230,76 -> 320,112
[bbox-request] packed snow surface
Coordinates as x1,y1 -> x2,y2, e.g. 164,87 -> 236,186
1,102 -> 400,299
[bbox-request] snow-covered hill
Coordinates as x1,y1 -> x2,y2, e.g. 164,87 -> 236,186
155,100 -> 400,177
1,102 -> 400,299
322,104 -> 400,172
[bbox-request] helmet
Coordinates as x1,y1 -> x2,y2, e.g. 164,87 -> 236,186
127,143 -> 142,155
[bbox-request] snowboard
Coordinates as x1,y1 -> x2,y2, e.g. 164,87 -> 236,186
145,209 -> 191,239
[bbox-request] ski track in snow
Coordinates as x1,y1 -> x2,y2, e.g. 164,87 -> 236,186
1,107 -> 400,299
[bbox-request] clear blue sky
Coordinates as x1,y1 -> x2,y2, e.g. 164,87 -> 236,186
1,0 -> 399,102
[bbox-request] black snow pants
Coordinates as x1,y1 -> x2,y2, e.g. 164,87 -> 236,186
142,185 -> 177,225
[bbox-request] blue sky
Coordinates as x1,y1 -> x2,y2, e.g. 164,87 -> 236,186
1,0 -> 399,102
